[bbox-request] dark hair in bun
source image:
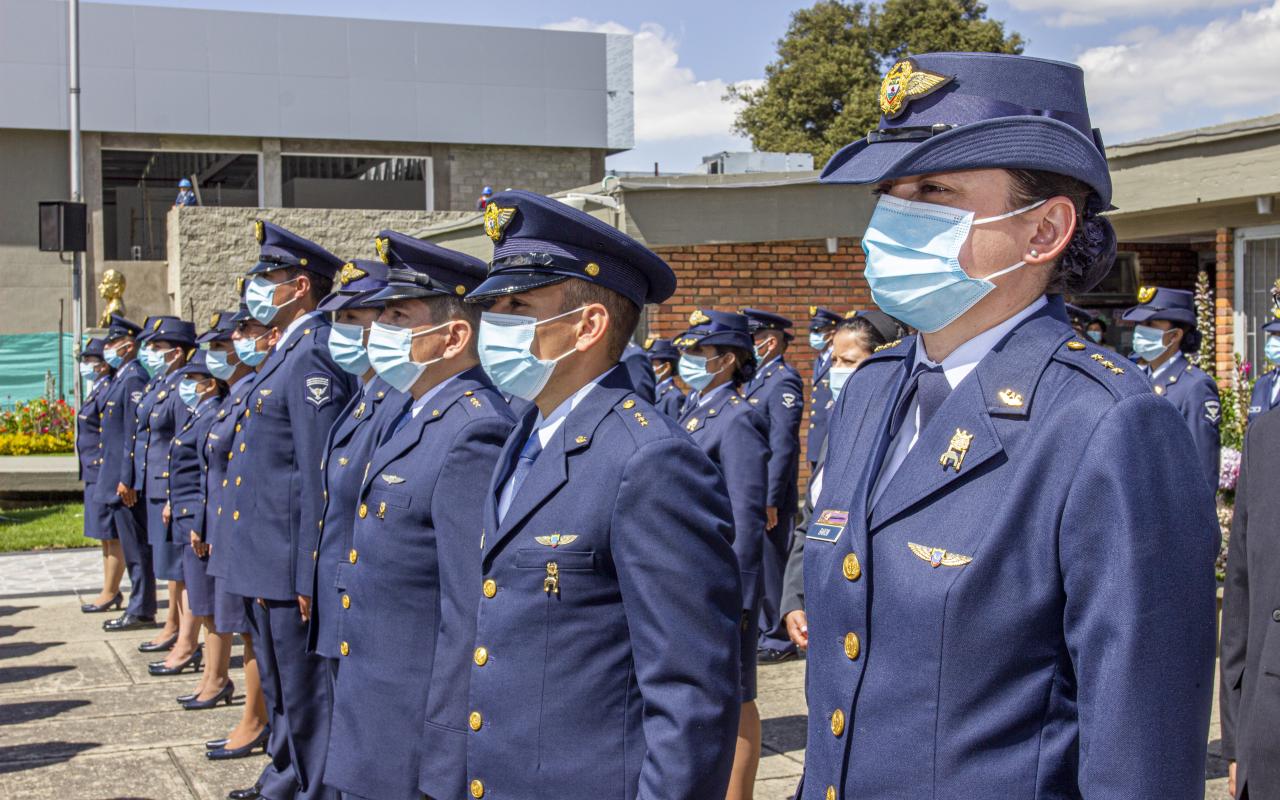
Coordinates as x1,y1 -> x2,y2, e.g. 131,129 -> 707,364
714,344 -> 757,386
1007,169 -> 1116,295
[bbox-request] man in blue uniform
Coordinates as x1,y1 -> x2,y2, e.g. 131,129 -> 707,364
740,308 -> 805,663
1247,308 -> 1280,424
642,336 -> 684,418
461,190 -> 743,799
324,237 -> 513,800
79,337 -> 125,613
805,307 -> 841,467
799,52 -> 1218,799
1123,286 -> 1221,492
220,221 -> 356,800
95,315 -> 157,631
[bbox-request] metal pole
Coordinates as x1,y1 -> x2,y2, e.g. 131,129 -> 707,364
68,0 -> 83,411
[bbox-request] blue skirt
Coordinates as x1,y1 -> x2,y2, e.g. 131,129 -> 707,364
213,577 -> 250,635
147,498 -> 184,581
82,482 -> 117,541
739,607 -> 759,703
179,518 -> 216,616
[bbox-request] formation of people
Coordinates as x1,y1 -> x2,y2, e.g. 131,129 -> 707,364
67,50 -> 1272,800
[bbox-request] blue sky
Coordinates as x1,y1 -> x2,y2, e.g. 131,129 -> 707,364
97,0 -> 1280,172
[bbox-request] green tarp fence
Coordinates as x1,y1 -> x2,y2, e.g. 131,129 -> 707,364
0,333 -> 77,409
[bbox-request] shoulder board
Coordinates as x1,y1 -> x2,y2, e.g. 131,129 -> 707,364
610,395 -> 669,445
1051,339 -> 1150,400
857,336 -> 913,369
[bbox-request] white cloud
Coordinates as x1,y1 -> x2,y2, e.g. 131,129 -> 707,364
1007,0 -> 1258,26
1077,0 -> 1280,137
545,17 -> 762,145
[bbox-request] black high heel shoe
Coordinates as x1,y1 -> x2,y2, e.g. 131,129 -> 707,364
148,646 -> 203,676
207,726 -> 269,760
183,680 -> 234,710
138,633 -> 177,653
205,737 -> 229,750
81,592 -> 123,613
177,692 -> 198,704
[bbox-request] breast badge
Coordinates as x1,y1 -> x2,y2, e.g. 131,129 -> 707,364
908,542 -> 972,568
535,533 -> 579,548
939,429 -> 973,472
807,510 -> 848,543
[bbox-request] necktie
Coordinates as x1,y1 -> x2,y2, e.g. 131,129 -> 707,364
890,363 -> 950,439
499,431 -> 543,522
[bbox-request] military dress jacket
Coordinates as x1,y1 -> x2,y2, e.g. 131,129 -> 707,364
798,306 -> 1219,800
307,376 -> 404,659
1221,407 -> 1280,798
166,396 -> 221,543
128,369 -> 184,495
465,365 -> 743,800
621,342 -> 657,403
204,373 -> 259,580
678,387 -> 769,615
91,359 -> 149,506
1247,369 -> 1279,425
77,375 -> 111,482
1152,355 -> 1220,492
325,368 -> 515,800
806,351 -> 833,465
654,376 -> 685,419
220,319 -> 357,602
742,357 -> 803,519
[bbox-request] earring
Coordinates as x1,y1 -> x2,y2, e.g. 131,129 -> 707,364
1029,249 -> 1039,258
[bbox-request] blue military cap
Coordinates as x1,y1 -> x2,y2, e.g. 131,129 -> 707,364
104,313 -> 142,342
248,219 -> 344,280
741,308 -> 794,336
143,316 -> 197,347
850,308 -> 906,343
820,52 -> 1112,208
318,259 -> 391,313
178,349 -> 213,378
370,231 -> 488,303
1121,286 -> 1196,327
809,307 -> 843,331
674,309 -> 754,351
196,309 -> 238,344
466,190 -> 676,307
82,337 -> 106,359
642,336 -> 680,363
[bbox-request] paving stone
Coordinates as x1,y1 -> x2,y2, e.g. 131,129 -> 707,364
0,747 -> 195,800
170,744 -> 271,800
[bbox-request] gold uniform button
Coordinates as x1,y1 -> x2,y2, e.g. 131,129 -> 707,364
358,503 -> 368,519
221,479 -> 228,488
232,510 -> 240,521
844,632 -> 861,661
482,579 -> 497,599
349,549 -> 358,564
473,647 -> 489,666
468,711 -> 483,731
235,476 -> 242,486
239,443 -> 246,453
842,553 -> 861,581
235,423 -> 241,432
340,641 -> 349,656
830,708 -> 845,737
826,787 -> 836,800
341,594 -> 350,609
470,779 -> 485,799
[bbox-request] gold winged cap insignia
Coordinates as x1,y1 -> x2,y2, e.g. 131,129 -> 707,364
689,309 -> 711,326
908,542 -> 973,568
1137,286 -> 1156,304
484,203 -> 518,243
253,220 -> 265,244
339,262 -> 367,287
374,237 -> 392,265
535,533 -> 579,548
880,59 -> 952,119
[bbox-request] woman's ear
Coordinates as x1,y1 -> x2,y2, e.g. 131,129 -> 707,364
1026,196 -> 1078,266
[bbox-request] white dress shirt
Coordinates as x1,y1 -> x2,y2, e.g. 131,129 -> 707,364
274,310 -> 319,351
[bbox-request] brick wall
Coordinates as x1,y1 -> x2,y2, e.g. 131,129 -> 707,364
1127,242 -> 1200,290
1215,228 -> 1235,381
447,145 -> 603,211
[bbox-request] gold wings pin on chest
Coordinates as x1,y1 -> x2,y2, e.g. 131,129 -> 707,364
535,533 -> 578,548
908,542 -> 973,568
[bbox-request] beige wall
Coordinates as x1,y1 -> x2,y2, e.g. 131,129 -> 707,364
447,144 -> 604,211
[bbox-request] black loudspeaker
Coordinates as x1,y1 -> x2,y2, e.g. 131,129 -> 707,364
38,201 -> 88,252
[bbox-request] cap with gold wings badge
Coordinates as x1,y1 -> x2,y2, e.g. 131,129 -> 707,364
880,58 -> 953,120
484,203 -> 518,243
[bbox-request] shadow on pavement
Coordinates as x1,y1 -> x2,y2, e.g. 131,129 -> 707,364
0,640 -> 63,659
0,664 -> 74,684
762,713 -> 808,755
0,741 -> 99,773
0,698 -> 91,726
0,605 -> 37,618
0,624 -> 33,638
1206,738 -> 1229,779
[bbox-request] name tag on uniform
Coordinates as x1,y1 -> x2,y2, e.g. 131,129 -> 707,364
808,509 -> 848,543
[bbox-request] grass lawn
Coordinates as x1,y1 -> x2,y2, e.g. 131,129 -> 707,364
0,503 -> 94,553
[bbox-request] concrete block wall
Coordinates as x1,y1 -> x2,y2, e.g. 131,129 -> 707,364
447,145 -> 602,211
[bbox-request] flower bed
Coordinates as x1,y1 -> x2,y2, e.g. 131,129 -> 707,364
0,398 -> 76,455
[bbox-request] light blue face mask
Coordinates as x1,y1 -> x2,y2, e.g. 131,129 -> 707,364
678,353 -> 728,392
477,307 -> 584,401
233,334 -> 269,367
141,346 -> 173,378
328,322 -> 372,376
205,348 -> 237,380
366,321 -> 448,393
178,378 -> 202,410
78,362 -> 97,380
828,366 -> 855,401
245,275 -> 298,325
808,332 -> 829,352
1131,324 -> 1171,362
1086,330 -> 1103,343
861,194 -> 1047,334
1267,336 -> 1280,365
103,344 -> 124,369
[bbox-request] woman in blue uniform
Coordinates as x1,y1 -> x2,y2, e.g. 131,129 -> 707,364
644,336 -> 685,418
1123,286 -> 1221,492
1248,314 -> 1280,424
78,338 -> 125,613
674,309 -> 768,800
798,52 -> 1218,799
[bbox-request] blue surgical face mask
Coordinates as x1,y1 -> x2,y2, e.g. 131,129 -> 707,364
328,322 -> 372,376
828,365 -> 855,401
245,275 -> 298,324
233,334 -> 269,367
103,344 -> 124,368
140,346 -> 164,377
809,332 -> 829,352
1131,324 -> 1170,362
206,348 -> 236,380
366,320 -> 449,393
178,378 -> 202,409
78,362 -> 97,380
1267,336 -> 1280,365
678,353 -> 728,392
1086,330 -> 1103,343
861,194 -> 1047,333
477,307 -> 585,401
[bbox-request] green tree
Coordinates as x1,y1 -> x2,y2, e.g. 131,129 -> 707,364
729,0 -> 1023,166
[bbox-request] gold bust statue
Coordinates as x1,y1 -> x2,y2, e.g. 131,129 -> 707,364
97,269 -> 126,327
